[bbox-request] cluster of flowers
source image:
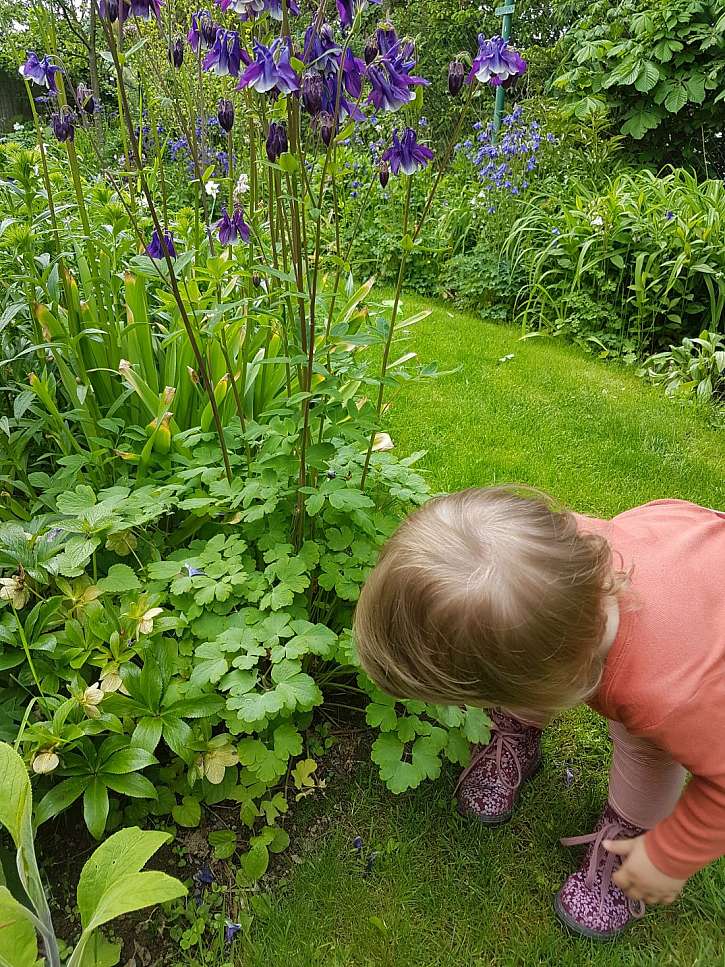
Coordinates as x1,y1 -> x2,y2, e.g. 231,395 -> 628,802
18,52 -> 99,143
457,106 -> 555,210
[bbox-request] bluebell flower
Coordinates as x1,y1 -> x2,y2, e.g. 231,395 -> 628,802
382,127 -> 433,176
146,229 -> 176,260
19,52 -> 61,92
238,38 -> 300,95
203,29 -> 245,77
467,35 -> 527,87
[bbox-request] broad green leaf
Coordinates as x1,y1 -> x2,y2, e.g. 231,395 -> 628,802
664,80 -> 687,113
366,702 -> 398,732
208,829 -> 237,859
131,717 -> 163,753
0,743 -> 32,848
634,61 -> 659,93
35,777 -> 88,827
82,870 -> 186,934
102,747 -> 157,774
0,886 -> 37,967
270,661 -> 322,712
172,796 -> 201,828
83,779 -> 110,840
74,931 -> 121,967
273,723 -> 302,759
239,845 -> 269,884
102,773 -> 157,799
78,827 -> 173,928
97,564 -> 140,594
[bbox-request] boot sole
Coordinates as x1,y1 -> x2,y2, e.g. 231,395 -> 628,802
456,756 -> 542,826
553,893 -> 629,942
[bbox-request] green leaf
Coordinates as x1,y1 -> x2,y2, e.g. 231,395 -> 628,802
146,560 -> 183,581
634,61 -> 659,93
664,80 -> 687,113
80,870 -> 186,935
0,742 -> 32,849
102,773 -> 158,799
53,537 -> 99,578
273,723 -> 302,759
97,564 -> 140,594
686,74 -> 707,105
239,845 -> 269,884
0,886 -> 37,967
620,104 -> 662,139
102,747 -> 157,774
270,661 -> 322,712
462,708 -> 491,744
74,931 -> 121,967
35,777 -> 88,827
277,152 -> 299,174
209,829 -> 237,860
131,717 -> 163,753
78,827 -> 172,928
57,486 -> 97,515
305,492 -> 325,516
84,779 -> 110,840
444,728 -> 471,766
172,796 -> 201,828
366,702 -> 398,732
328,489 -> 374,512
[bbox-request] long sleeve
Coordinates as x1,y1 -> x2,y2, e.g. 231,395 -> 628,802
642,699 -> 725,879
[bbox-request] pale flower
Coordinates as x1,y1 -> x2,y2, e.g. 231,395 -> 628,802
32,751 -> 60,774
100,671 -> 123,693
14,122 -> 24,132
198,743 -> 239,784
235,172 -> 250,195
138,606 -> 163,637
81,682 -> 105,718
205,179 -> 220,199
0,575 -> 30,610
372,432 -> 394,452
591,215 -> 604,227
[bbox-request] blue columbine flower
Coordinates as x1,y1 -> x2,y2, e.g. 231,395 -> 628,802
302,70 -> 323,116
224,920 -> 242,943
336,0 -> 381,29
382,127 -> 433,176
238,38 -> 300,95
76,83 -> 98,115
263,0 -> 299,17
216,206 -> 250,244
188,10 -> 219,52
146,229 -> 176,259
128,0 -> 161,19
19,52 -> 61,92
169,37 -> 184,68
366,31 -> 428,113
98,0 -> 130,22
203,28 -> 245,77
341,47 -> 365,99
50,108 -> 75,142
467,35 -> 527,87
303,23 -> 341,73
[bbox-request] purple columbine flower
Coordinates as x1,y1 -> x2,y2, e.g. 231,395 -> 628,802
19,52 -> 61,92
367,33 -> 428,113
217,97 -> 234,132
448,60 -> 465,96
188,10 -> 218,52
76,83 -> 98,115
467,35 -> 527,87
169,37 -> 184,68
216,206 -> 250,245
302,70 -> 323,116
238,38 -> 300,95
263,0 -> 299,18
303,23 -> 341,74
336,0 -> 381,29
146,229 -> 176,259
50,108 -> 76,142
217,0 -> 264,16
98,0 -> 129,21
203,28 -> 245,77
224,920 -> 242,943
382,127 -> 433,176
184,563 -> 206,576
128,0 -> 161,19
321,73 -> 365,122
265,121 -> 288,162
341,47 -> 365,99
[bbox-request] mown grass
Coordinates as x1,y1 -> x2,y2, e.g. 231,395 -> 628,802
238,297 -> 725,967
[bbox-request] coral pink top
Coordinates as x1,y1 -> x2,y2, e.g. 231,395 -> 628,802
580,500 -> 725,879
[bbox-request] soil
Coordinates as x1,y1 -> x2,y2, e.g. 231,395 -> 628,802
37,725 -> 372,966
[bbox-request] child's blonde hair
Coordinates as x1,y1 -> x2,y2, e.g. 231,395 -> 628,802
354,486 -> 627,716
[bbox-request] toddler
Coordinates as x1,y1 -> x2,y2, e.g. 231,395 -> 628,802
354,487 -> 725,939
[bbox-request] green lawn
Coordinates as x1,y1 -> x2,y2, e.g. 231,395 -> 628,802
240,297 -> 725,967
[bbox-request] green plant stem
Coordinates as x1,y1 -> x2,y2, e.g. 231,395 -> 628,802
360,177 -> 413,489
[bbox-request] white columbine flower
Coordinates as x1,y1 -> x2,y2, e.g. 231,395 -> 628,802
235,173 -> 249,195
205,179 -> 220,199
14,122 -> 24,132
591,215 -> 604,227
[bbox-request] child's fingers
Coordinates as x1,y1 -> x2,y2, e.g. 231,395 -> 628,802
602,838 -> 633,855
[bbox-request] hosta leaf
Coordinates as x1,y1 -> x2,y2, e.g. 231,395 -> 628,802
77,827 -> 172,928
0,886 -> 37,967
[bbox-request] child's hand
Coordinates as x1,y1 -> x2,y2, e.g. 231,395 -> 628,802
603,835 -> 686,905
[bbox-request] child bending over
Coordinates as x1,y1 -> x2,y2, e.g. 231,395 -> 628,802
354,487 -> 725,939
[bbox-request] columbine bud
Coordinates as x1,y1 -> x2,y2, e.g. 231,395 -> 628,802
301,70 -> 323,116
318,111 -> 335,147
50,108 -> 75,143
252,272 -> 262,288
217,97 -> 234,133
169,37 -> 184,69
448,61 -> 465,96
379,160 -> 390,188
364,34 -> 378,65
76,83 -> 97,116
265,121 -> 288,163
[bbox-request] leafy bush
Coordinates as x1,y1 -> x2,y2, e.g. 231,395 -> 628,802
506,167 -> 725,357
553,0 -> 725,169
643,330 -> 725,401
0,741 -> 186,967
